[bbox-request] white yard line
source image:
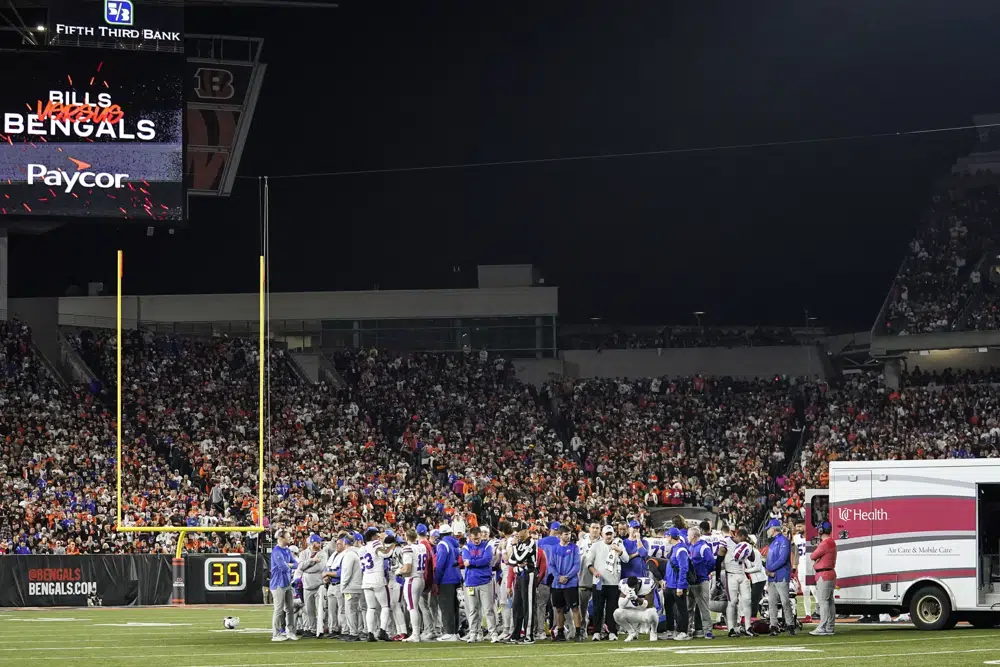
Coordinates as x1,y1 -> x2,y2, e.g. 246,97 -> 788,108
1,631 -> 982,652
172,646 -> 1000,667
635,647 -> 1000,667
180,654 -> 597,667
8,632 -> 1000,662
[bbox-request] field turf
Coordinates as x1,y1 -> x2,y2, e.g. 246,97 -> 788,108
2,607 -> 999,667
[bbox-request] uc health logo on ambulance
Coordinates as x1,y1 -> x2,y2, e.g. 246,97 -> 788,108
837,507 -> 888,522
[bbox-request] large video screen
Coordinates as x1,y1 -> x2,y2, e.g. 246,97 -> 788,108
0,50 -> 184,221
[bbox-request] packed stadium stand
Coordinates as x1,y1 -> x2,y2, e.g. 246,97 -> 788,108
882,171 -> 1000,335
6,297 -> 1000,558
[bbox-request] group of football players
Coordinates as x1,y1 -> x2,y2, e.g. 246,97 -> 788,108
267,516 -> 814,644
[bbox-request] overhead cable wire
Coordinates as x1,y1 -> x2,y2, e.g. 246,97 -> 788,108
237,121 -> 999,181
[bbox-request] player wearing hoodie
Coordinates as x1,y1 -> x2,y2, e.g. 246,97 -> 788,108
462,527 -> 499,642
548,525 -> 584,642
434,524 -> 462,641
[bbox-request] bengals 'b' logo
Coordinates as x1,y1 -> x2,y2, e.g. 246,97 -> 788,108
192,68 -> 235,101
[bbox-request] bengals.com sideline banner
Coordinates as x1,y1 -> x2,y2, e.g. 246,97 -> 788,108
0,555 -> 172,607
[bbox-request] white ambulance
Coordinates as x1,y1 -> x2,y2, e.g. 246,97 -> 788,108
803,459 -> 1000,630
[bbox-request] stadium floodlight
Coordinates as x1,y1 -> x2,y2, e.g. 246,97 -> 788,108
114,251 -> 267,564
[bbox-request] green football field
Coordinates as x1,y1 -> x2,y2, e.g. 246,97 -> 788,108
1,607 -> 999,667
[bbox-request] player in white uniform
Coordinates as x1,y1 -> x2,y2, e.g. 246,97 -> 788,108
385,534 -> 409,639
397,528 -> 426,642
723,529 -> 756,637
496,523 -> 515,639
792,525 -> 814,621
614,576 -> 659,642
360,528 -> 392,641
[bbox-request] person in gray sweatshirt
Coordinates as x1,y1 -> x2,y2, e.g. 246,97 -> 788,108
583,525 -> 628,640
298,535 -> 328,638
338,534 -> 364,641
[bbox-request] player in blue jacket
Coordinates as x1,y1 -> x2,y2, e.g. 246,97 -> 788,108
664,527 -> 691,640
434,525 -> 462,640
548,526 -> 584,641
621,520 -> 649,578
269,529 -> 299,642
462,527 -> 497,642
764,519 -> 795,636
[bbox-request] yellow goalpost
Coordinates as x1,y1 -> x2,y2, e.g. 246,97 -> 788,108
114,250 -> 267,575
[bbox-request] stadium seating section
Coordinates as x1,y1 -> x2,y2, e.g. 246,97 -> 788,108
2,311 -> 994,556
884,171 -> 1000,334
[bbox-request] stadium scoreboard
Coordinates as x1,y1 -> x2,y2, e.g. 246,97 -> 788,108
203,556 -> 247,592
0,0 -> 186,223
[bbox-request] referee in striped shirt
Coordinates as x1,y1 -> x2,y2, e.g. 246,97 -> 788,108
506,528 -> 538,645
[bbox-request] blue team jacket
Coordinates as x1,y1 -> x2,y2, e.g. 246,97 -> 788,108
435,535 -> 463,585
461,541 -> 494,587
665,542 -> 690,590
765,534 -> 792,582
548,542 -> 581,589
687,538 -> 715,583
621,537 -> 649,578
269,545 -> 298,590
537,535 -> 561,585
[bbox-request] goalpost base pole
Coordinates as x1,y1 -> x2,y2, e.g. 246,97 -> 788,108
171,530 -> 187,606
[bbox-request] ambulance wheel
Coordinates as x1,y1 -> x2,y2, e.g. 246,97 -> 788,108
909,585 -> 952,631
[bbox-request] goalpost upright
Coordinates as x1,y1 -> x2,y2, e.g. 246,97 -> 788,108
114,250 -> 268,602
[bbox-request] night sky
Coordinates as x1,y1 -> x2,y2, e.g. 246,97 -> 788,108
10,0 -> 1000,331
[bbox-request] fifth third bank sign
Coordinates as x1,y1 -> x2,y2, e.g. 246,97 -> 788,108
49,0 -> 184,54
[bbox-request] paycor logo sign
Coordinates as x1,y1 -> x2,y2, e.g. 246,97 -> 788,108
838,507 -> 888,522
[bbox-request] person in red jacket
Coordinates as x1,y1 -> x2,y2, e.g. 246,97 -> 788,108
809,522 -> 837,637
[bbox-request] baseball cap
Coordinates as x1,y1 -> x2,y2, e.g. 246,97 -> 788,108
352,532 -> 363,543
820,521 -> 832,534
430,530 -> 441,539
341,534 -> 355,545
385,529 -> 396,538
601,525 -> 614,535
766,519 -> 782,529
439,524 -> 453,535
667,527 -> 683,539
549,521 -> 561,531
416,523 -> 428,535
628,520 -> 641,529
308,534 -> 322,544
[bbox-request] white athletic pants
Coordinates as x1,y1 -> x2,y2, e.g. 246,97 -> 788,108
364,585 -> 391,636
403,577 -> 425,638
726,573 -> 752,631
389,580 -> 408,636
613,607 -> 658,635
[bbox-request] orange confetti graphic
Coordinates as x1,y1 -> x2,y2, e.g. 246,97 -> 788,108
67,74 -> 73,86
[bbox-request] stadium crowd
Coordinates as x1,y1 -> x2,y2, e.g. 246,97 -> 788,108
884,171 -> 1000,335
3,315 -> 1000,560
558,325 -> 804,350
